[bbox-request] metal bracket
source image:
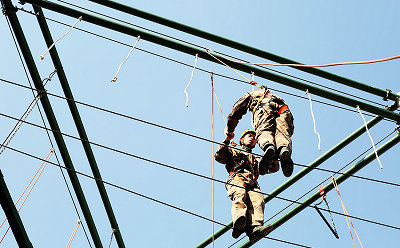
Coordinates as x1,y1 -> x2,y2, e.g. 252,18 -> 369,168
2,5 -> 18,15
383,88 -> 392,101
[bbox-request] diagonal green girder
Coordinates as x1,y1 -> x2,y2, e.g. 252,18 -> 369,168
21,0 -> 400,123
237,130 -> 400,247
196,99 -> 399,247
89,0 -> 398,102
1,0 -> 103,246
0,170 -> 33,248
33,6 -> 125,248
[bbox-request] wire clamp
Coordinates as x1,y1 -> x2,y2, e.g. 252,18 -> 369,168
383,89 -> 392,101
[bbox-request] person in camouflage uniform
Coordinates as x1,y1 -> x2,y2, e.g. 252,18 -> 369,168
215,129 -> 278,242
225,88 -> 295,177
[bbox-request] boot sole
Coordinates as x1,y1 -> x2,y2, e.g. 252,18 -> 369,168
249,225 -> 273,243
259,148 -> 275,175
280,152 -> 293,177
232,215 -> 246,238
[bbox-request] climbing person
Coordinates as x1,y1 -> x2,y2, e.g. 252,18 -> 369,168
225,87 -> 295,177
214,129 -> 278,242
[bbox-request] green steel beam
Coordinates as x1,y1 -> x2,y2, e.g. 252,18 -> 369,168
1,0 -> 103,247
21,0 -> 400,123
195,98 -> 399,248
33,6 -> 125,248
89,0 -> 398,102
0,170 -> 33,248
238,130 -> 400,248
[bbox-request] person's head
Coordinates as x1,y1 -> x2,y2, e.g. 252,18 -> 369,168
239,129 -> 257,148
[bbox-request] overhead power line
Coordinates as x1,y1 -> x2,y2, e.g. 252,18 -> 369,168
0,110 -> 399,233
3,144 -> 312,248
50,1 -> 389,108
16,7 -> 394,121
0,77 -> 399,187
3,12 -> 94,247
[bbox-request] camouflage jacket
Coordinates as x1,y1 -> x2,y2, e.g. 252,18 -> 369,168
226,90 -> 288,133
214,139 -> 259,186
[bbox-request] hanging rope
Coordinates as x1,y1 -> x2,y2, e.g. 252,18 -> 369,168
251,72 -> 255,91
40,16 -> 82,60
184,54 -> 198,107
108,228 -> 116,248
306,90 -> 322,151
314,186 -> 339,239
0,148 -> 54,243
206,49 -> 262,89
66,219 -> 81,248
210,79 -> 239,147
332,177 -> 364,248
210,73 -> 215,248
356,106 -> 383,169
110,36 -> 141,82
207,49 -> 400,68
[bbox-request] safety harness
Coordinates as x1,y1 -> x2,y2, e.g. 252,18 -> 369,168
252,86 -> 289,116
228,152 -> 259,188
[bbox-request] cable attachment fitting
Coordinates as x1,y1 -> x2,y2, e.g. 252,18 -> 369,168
383,89 -> 392,101
2,5 -> 18,15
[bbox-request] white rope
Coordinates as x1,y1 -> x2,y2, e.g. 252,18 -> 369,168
356,106 -> 383,169
251,71 -> 255,91
40,16 -> 82,60
66,219 -> 81,248
306,90 -> 322,151
111,36 -> 141,82
184,54 -> 198,107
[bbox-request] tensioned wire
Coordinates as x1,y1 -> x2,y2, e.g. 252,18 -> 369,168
3,141 -> 400,244
7,3 -> 398,246
227,127 -> 399,247
0,110 -> 399,233
17,7 -> 393,116
2,11 -> 94,247
52,0 -> 388,108
1,77 -> 399,188
2,144 -> 311,248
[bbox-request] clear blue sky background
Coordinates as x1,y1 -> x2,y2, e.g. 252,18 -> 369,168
1,0 -> 399,247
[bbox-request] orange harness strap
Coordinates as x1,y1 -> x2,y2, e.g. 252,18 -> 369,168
278,105 -> 288,115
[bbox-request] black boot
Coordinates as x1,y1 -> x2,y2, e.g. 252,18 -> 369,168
248,224 -> 273,243
232,215 -> 246,239
279,147 -> 293,177
259,145 -> 275,175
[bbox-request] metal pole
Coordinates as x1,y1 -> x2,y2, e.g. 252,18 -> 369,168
33,6 -> 125,248
195,100 -> 399,248
0,170 -> 33,248
89,0 -> 398,102
1,0 -> 103,246
20,0 -> 400,123
237,131 -> 400,248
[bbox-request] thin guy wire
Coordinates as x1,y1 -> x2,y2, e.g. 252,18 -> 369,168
1,78 -> 399,185
51,1 -> 388,108
0,114 -> 399,233
4,142 -> 400,234
227,128 -> 398,248
2,144 -> 312,248
3,14 -> 94,247
16,8 -> 391,113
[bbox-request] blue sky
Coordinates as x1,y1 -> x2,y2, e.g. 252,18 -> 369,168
0,0 -> 399,247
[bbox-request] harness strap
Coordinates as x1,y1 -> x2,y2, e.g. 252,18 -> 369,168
277,105 -> 289,115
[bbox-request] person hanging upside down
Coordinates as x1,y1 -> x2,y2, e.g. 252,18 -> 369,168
214,129 -> 278,242
225,87 -> 295,177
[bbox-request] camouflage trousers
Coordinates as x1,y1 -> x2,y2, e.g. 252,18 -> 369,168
253,107 -> 294,153
226,177 -> 264,228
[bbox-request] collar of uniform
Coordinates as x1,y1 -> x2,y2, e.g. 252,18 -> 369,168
240,145 -> 253,153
